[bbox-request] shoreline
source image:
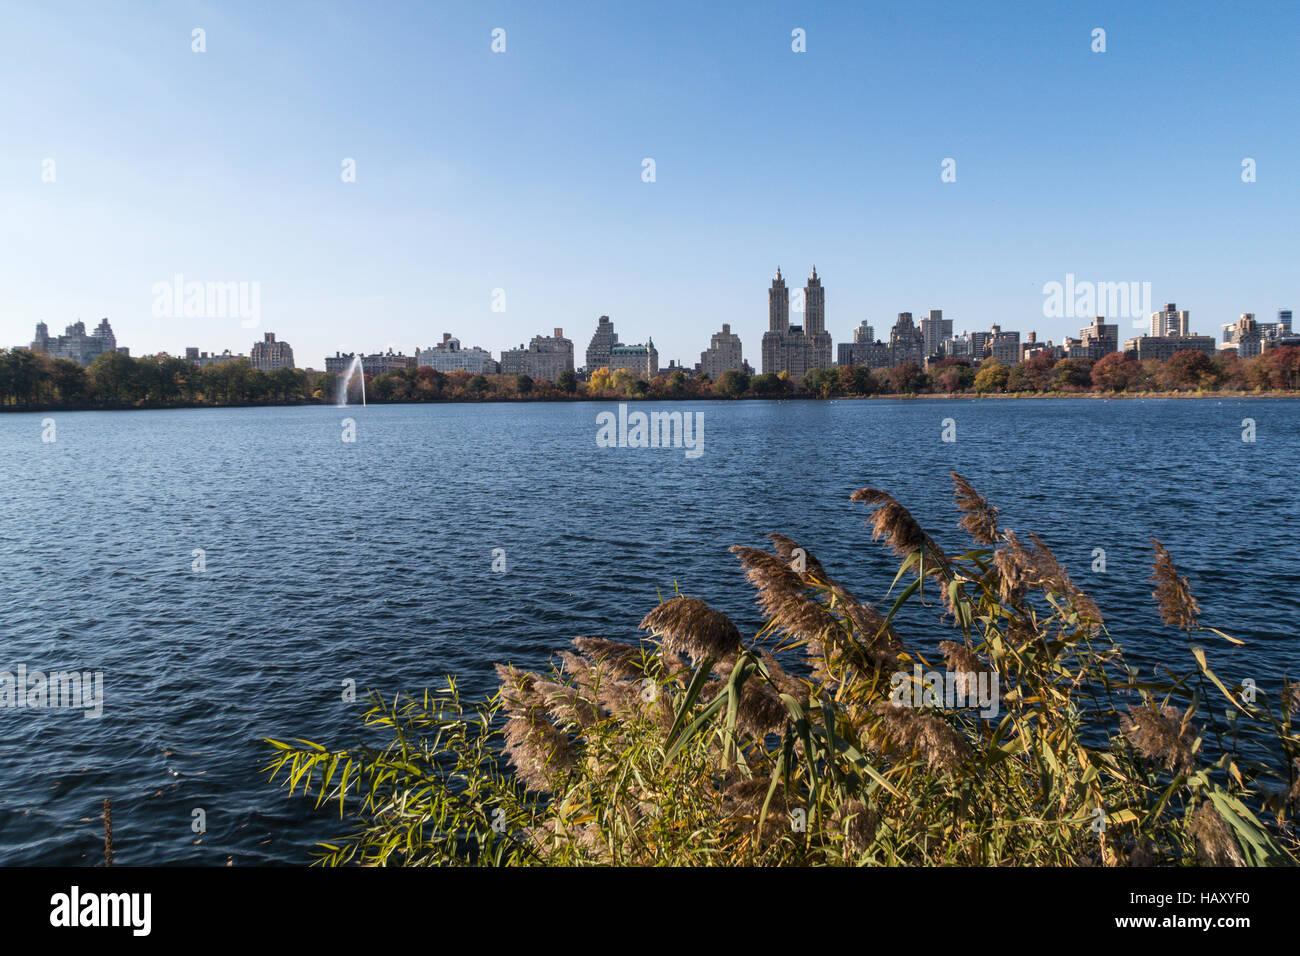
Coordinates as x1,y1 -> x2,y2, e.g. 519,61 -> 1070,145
3,389 -> 1299,414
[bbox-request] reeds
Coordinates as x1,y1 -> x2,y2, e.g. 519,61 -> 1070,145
267,474 -> 1300,867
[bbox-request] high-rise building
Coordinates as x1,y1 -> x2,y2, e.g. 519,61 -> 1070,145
768,268 -> 789,333
920,310 -> 951,360
28,318 -> 124,365
1151,303 -> 1190,338
250,332 -> 295,370
416,334 -> 499,373
853,320 -> 874,344
584,315 -> 621,371
805,267 -> 825,337
698,323 -> 744,380
500,328 -> 574,382
761,267 -> 832,378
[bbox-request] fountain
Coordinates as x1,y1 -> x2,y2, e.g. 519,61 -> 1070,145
337,355 -> 366,407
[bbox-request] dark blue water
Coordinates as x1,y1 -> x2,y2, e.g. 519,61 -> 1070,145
0,398 -> 1295,864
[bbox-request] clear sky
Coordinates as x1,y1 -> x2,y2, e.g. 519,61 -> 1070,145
2,0 -> 1296,369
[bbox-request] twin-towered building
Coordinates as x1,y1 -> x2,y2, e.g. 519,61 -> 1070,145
761,267 -> 833,377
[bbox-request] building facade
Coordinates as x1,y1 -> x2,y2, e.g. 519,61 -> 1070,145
29,319 -> 124,365
761,267 -> 833,378
185,347 -> 246,367
363,351 -> 417,376
250,332 -> 295,371
608,341 -> 659,378
326,350 -> 419,377
499,328 -> 575,382
1123,334 -> 1216,362
698,324 -> 744,380
416,334 -> 499,373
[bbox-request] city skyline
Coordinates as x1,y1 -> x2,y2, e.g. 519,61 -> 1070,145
2,1 -> 1297,367
19,278 -> 1292,377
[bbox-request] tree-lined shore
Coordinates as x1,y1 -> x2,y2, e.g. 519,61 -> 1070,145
2,345 -> 1298,411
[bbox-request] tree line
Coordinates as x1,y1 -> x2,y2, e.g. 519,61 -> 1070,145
2,345 -> 1298,410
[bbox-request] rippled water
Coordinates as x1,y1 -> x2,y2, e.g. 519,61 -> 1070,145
0,398 -> 1295,864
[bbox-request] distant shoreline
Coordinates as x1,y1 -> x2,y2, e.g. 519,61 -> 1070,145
3,389 -> 1299,414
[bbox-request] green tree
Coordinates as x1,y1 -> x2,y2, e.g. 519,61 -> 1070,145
88,350 -> 142,406
1051,358 -> 1093,392
717,369 -> 751,398
49,358 -> 90,405
748,372 -> 784,397
557,369 -> 578,394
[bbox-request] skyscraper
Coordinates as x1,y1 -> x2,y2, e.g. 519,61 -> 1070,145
768,268 -> 789,333
804,267 -> 825,336
584,315 -> 621,371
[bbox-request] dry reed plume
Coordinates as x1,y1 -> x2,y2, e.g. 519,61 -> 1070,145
268,473 -> 1299,868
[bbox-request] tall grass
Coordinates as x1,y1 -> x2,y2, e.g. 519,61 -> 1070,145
266,474 -> 1299,865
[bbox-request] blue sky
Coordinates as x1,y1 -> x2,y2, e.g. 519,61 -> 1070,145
2,0 -> 1296,369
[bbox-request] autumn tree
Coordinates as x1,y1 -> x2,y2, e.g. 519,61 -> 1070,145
973,359 -> 1009,394
1091,352 -> 1139,392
